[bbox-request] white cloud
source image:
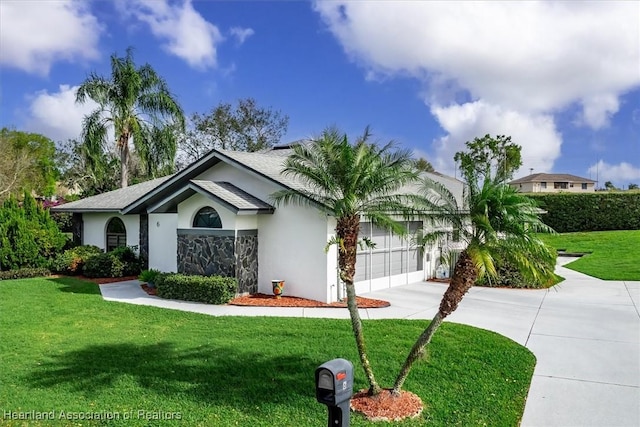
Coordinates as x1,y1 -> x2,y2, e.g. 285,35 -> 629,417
123,0 -> 223,69
580,94 -> 620,129
230,27 -> 255,45
315,1 -> 639,115
25,85 -> 98,142
588,160 -> 640,187
314,1 -> 640,169
430,101 -> 562,177
0,1 -> 101,76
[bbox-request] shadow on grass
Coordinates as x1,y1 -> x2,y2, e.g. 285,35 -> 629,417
24,342 -> 317,412
47,277 -> 102,295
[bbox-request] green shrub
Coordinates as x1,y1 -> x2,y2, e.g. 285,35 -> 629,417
156,274 -> 237,304
0,193 -> 68,270
529,192 -> 640,232
475,247 -> 559,289
138,269 -> 162,285
109,246 -> 141,276
51,245 -> 103,275
83,253 -> 124,278
81,246 -> 141,278
0,268 -> 51,280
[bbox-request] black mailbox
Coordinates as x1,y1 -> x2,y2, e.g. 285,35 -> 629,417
315,358 -> 354,427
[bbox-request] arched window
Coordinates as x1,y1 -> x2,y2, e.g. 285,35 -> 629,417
193,207 -> 222,228
106,217 -> 127,251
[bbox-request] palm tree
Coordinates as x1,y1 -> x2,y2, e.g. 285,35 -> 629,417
271,127 -> 420,396
76,47 -> 185,188
391,174 -> 556,395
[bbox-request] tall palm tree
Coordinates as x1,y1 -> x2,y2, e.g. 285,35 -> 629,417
76,47 -> 185,188
391,174 -> 556,395
271,127 -> 420,396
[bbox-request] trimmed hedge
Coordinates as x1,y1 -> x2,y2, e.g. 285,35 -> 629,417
156,274 -> 237,305
0,268 -> 51,280
529,192 -> 640,232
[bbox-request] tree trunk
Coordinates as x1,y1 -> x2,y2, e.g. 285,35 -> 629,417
118,133 -> 130,188
391,250 -> 477,395
392,311 -> 444,395
439,250 -> 476,317
337,214 -> 381,396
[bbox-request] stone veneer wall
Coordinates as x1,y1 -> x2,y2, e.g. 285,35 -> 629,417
139,214 -> 149,270
235,232 -> 258,294
177,231 -> 235,277
176,229 -> 259,295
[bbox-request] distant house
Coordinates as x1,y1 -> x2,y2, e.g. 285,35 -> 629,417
509,173 -> 596,193
52,146 -> 464,303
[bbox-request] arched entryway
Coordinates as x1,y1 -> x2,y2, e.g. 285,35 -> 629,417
106,217 -> 126,251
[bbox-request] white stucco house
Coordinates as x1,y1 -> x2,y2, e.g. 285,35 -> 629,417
53,146 -> 464,303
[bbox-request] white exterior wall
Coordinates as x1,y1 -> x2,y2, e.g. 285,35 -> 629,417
177,193 -> 236,230
236,215 -> 258,230
82,212 -> 140,252
148,213 -> 178,272
326,217 -> 340,302
198,164 -> 332,302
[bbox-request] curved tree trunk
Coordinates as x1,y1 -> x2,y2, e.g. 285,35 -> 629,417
337,214 -> 381,396
392,250 -> 477,395
392,311 -> 444,395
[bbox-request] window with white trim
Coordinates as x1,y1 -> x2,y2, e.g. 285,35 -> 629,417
193,207 -> 222,228
106,217 -> 126,252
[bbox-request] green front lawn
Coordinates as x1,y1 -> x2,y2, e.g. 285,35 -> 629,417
0,277 -> 535,426
540,230 -> 640,280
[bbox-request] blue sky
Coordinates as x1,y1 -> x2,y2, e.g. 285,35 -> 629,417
1,1 -> 639,187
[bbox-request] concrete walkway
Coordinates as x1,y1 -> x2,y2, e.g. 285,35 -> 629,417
100,258 -> 640,426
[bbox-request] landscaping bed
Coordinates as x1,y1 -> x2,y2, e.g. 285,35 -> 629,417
229,293 -> 390,308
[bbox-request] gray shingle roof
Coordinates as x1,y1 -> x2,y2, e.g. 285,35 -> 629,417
190,180 -> 274,212
51,175 -> 173,212
510,173 -> 595,184
216,149 -> 309,192
53,146 -> 463,215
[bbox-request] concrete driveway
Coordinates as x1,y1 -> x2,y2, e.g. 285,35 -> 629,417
359,258 -> 640,427
100,258 -> 640,426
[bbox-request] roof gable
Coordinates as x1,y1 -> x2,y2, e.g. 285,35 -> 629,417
122,149 -> 307,214
148,180 -> 274,214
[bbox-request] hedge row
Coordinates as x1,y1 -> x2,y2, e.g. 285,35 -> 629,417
156,274 -> 237,305
0,268 -> 51,281
528,192 -> 640,232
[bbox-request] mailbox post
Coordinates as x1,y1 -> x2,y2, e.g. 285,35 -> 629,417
315,358 -> 354,427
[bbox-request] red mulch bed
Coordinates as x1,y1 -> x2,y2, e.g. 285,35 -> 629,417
351,389 -> 424,422
140,283 -> 157,295
229,293 -> 390,308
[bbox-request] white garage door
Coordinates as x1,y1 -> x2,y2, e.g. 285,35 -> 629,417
354,221 -> 424,293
